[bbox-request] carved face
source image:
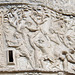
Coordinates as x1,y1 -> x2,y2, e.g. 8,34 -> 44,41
14,32 -> 21,39
37,37 -> 45,44
64,29 -> 75,50
25,21 -> 32,27
52,20 -> 66,34
33,33 -> 51,48
30,11 -> 43,25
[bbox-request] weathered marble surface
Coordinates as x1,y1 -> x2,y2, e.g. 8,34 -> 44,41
0,0 -> 75,75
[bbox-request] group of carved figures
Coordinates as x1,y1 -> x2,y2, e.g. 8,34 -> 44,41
2,5 -> 75,71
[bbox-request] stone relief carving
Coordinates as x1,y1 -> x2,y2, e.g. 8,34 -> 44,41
0,3 -> 74,75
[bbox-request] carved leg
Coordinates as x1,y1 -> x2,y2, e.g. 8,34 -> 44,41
63,59 -> 68,71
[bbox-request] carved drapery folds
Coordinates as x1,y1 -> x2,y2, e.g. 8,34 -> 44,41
0,3 -> 75,74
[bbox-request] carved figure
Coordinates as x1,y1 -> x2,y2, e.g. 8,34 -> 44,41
14,32 -> 35,68
2,4 -> 75,73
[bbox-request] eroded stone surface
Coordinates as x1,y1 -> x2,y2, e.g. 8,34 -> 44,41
0,0 -> 75,75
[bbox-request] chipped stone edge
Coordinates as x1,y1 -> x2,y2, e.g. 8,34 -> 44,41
0,69 -> 74,75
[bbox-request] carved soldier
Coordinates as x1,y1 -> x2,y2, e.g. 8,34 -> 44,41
59,49 -> 75,71
14,32 -> 35,69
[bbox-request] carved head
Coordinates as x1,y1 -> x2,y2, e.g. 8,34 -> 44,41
14,32 -> 21,39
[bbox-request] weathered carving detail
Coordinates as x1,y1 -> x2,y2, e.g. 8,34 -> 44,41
0,2 -> 75,75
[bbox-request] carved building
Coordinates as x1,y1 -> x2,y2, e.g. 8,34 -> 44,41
0,0 -> 75,75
